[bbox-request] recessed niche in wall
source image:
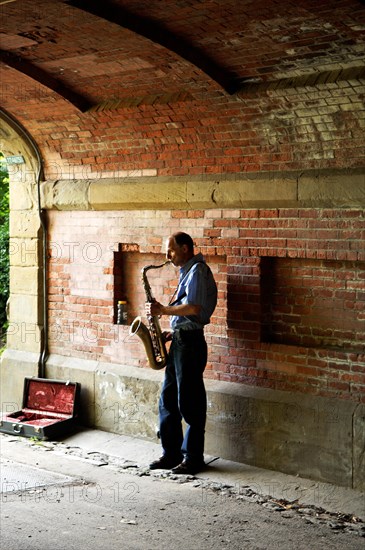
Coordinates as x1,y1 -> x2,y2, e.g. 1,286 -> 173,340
260,257 -> 365,352
113,244 -> 177,326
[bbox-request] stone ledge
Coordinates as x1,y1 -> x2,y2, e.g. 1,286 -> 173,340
1,350 -> 363,490
204,378 -> 359,489
40,168 -> 365,210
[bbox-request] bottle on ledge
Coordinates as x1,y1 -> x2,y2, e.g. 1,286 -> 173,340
117,300 -> 128,325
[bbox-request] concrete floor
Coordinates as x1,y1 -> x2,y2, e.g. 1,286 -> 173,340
0,428 -> 364,549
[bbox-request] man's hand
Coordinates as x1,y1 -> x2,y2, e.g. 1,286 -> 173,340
162,330 -> 173,342
145,300 -> 164,317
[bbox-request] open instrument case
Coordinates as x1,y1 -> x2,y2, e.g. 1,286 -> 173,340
0,377 -> 81,440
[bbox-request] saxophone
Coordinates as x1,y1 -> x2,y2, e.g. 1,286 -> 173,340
129,261 -> 170,370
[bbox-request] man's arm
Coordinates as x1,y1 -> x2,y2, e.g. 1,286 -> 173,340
146,301 -> 201,318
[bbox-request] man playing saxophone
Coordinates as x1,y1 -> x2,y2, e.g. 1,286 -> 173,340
145,232 -> 217,475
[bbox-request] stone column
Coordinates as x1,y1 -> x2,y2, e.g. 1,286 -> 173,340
0,116 -> 43,408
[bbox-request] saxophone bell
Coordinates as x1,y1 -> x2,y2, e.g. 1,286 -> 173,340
129,316 -> 167,370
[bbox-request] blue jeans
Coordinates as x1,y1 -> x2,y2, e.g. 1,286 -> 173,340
159,328 -> 208,463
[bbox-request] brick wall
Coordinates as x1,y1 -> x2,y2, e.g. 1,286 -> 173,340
47,208 -> 365,404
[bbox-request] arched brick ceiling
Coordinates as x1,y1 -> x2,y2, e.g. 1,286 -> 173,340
0,0 -> 364,115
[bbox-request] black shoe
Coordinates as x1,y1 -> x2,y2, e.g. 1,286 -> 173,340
149,455 -> 182,470
171,459 -> 205,475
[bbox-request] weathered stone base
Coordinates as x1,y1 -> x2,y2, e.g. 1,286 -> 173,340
1,349 -> 363,491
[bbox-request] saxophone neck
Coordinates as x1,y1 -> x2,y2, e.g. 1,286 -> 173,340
142,260 -> 171,275
141,260 -> 170,303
